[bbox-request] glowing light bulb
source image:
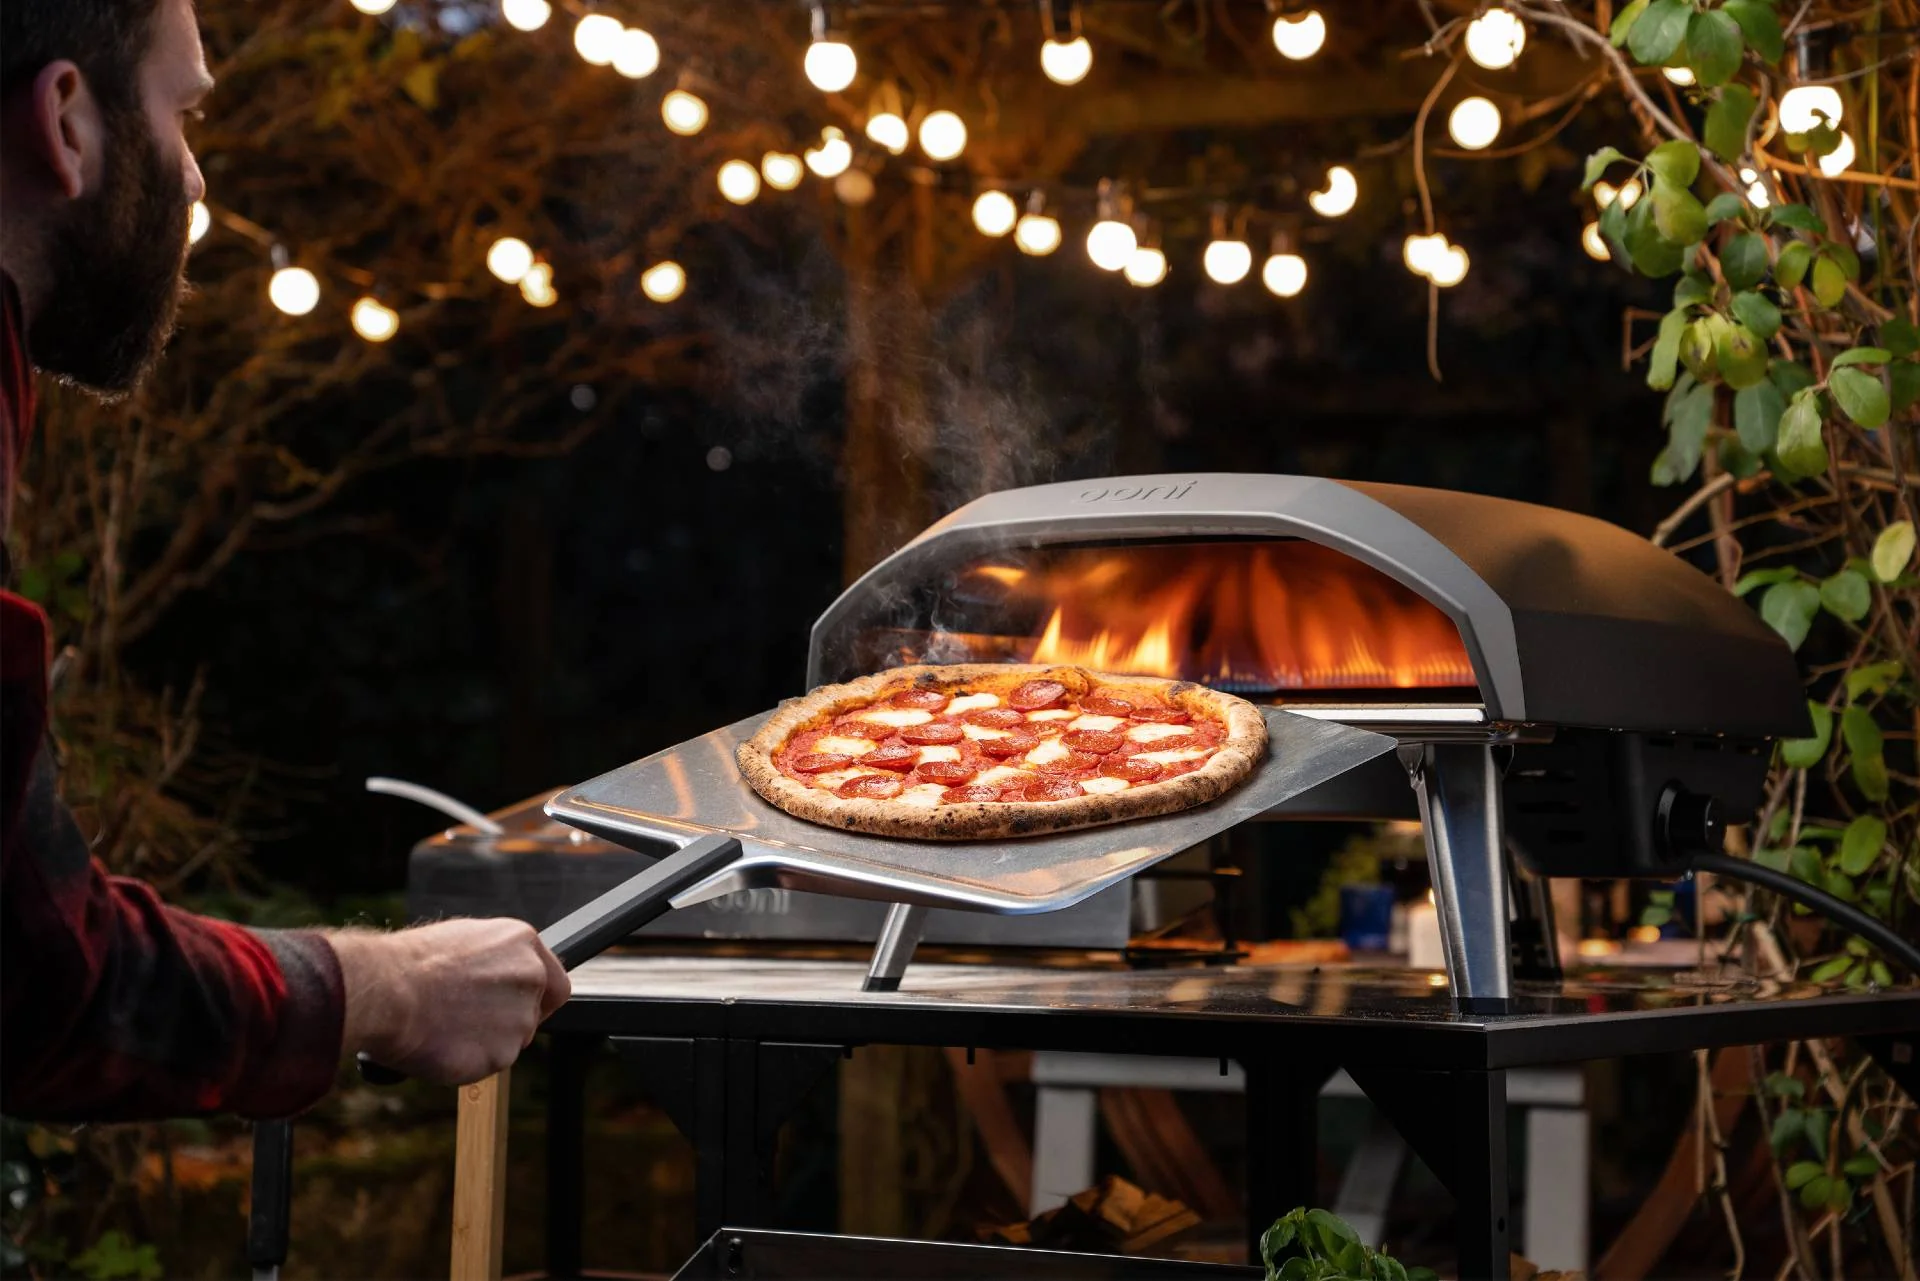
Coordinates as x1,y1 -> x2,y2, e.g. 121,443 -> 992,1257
1124,247 -> 1167,287
1270,10 -> 1326,60
762,152 -> 804,191
1817,131 -> 1856,176
834,169 -> 875,205
1403,232 -> 1449,276
351,0 -> 396,13
1040,36 -> 1093,85
350,296 -> 399,341
268,266 -> 319,316
661,90 -> 709,135
1778,85 -> 1844,134
641,260 -> 685,302
1448,96 -> 1502,150
1014,212 -> 1062,256
1581,221 -> 1609,261
918,110 -> 967,161
188,200 -> 210,245
1306,165 -> 1357,218
519,262 -> 557,307
804,126 -> 852,178
1663,65 -> 1695,86
1203,239 -> 1253,284
613,26 -> 660,79
804,39 -> 857,92
1262,253 -> 1308,297
486,236 -> 534,283
1617,178 -> 1643,208
1592,180 -> 1616,207
866,111 -> 908,154
1428,244 -> 1469,287
971,191 -> 1018,237
1741,167 -> 1772,207
1463,8 -> 1525,71
501,0 -> 551,32
718,159 -> 761,204
1086,219 -> 1137,272
573,13 -> 622,65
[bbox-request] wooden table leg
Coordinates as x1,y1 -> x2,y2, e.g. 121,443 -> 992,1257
452,1069 -> 511,1281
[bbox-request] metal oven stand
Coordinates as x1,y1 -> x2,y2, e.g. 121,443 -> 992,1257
1404,743 -> 1515,1012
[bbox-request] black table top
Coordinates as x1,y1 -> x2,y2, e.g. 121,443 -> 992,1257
548,955 -> 1919,1071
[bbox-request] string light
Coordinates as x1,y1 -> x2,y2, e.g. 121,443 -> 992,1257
1203,238 -> 1252,284
1447,96 -> 1502,150
1270,9 -> 1326,60
971,190 -> 1018,237
1463,8 -> 1526,71
1592,177 -> 1642,210
1580,221 -> 1609,261
1817,131 -> 1856,176
804,7 -> 858,93
718,159 -> 761,204
350,0 -> 396,13
866,111 -> 909,154
1778,85 -> 1843,134
1041,37 -> 1093,85
350,295 -> 399,341
762,152 -> 804,190
188,200 -> 210,245
1741,166 -> 1772,207
573,13 -> 622,66
1403,232 -> 1449,276
501,0 -> 551,33
1124,246 -> 1167,287
1306,165 -> 1357,218
1662,66 -> 1695,86
662,90 -> 709,135
519,262 -> 558,307
804,126 -> 853,177
1262,236 -> 1307,297
486,236 -> 535,284
613,27 -> 660,79
1015,194 -> 1062,256
1429,244 -> 1469,287
268,265 -> 320,316
641,260 -> 686,302
1086,182 -> 1135,271
834,169 -> 876,205
918,110 -> 967,161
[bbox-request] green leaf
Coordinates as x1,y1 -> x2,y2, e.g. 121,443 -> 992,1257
1884,318 -> 1920,357
1717,435 -> 1762,479
1842,1154 -> 1880,1178
1810,955 -> 1852,983
1625,195 -> 1687,276
1721,233 -> 1770,291
1653,178 -> 1708,246
1870,521 -> 1915,582
1839,816 -> 1885,877
1717,321 -> 1769,388
1779,700 -> 1832,767
1846,660 -> 1902,699
1765,1072 -> 1806,1099
1722,0 -> 1784,62
1771,203 -> 1825,233
1646,140 -> 1702,188
1734,379 -> 1785,451
1648,307 -> 1689,390
1785,1157 -> 1824,1188
1730,290 -> 1781,340
1674,271 -> 1715,307
1681,318 -> 1721,382
1841,705 -> 1888,802
1830,366 -> 1890,428
1653,379 -> 1714,484
1775,390 -> 1827,476
1870,961 -> 1893,987
1733,565 -> 1797,596
1704,84 -> 1758,162
1770,358 -> 1816,397
1759,579 -> 1820,650
1890,361 -> 1920,413
1812,254 -> 1847,307
1832,346 -> 1892,368
1818,568 -> 1870,621
1775,239 -> 1813,289
1684,8 -> 1745,86
1702,192 -> 1747,229
1611,0 -> 1652,46
1806,1113 -> 1830,1162
1628,0 -> 1693,64
1582,146 -> 1629,190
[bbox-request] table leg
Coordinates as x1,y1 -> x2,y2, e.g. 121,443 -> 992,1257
545,1035 -> 592,1280
1450,1069 -> 1511,1281
1244,1057 -> 1328,1261
451,1069 -> 512,1281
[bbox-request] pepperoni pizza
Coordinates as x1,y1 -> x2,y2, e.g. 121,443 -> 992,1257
735,664 -> 1268,840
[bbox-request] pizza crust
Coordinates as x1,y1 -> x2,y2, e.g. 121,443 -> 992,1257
735,664 -> 1268,841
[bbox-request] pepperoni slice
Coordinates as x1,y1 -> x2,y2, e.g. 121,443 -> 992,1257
1063,729 -> 1123,754
791,752 -> 854,773
1081,693 -> 1135,717
916,760 -> 975,786
1022,777 -> 1085,802
891,689 -> 949,711
977,732 -> 1039,758
1008,680 -> 1068,711
1100,755 -> 1164,783
901,720 -> 963,746
836,773 -> 904,799
942,784 -> 1002,804
863,743 -> 919,771
1034,750 -> 1102,775
1128,705 -> 1192,725
962,707 -> 1025,729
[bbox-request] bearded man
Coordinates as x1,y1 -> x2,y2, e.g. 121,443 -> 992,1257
1,0 -> 570,1120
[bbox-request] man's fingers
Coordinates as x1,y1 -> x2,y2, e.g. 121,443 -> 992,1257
535,941 -> 571,1019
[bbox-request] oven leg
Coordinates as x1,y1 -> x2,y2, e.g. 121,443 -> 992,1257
1404,744 -> 1514,1011
544,1034 -> 591,1280
862,903 -> 928,992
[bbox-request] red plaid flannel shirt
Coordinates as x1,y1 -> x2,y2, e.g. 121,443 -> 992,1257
1,275 -> 345,1120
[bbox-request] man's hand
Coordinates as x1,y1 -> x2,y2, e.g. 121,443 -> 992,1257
327,920 -> 570,1085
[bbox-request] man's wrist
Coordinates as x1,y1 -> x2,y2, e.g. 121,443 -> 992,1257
324,928 -> 415,1062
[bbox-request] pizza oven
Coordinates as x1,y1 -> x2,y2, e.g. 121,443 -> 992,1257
809,474 -> 1809,1006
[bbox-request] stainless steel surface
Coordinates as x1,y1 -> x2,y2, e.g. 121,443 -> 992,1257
1407,743 -> 1514,1004
863,903 -> 928,990
546,706 -> 1395,917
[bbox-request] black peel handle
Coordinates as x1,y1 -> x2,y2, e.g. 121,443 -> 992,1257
356,833 -> 744,1084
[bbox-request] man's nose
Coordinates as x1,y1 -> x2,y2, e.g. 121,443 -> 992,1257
183,147 -> 206,205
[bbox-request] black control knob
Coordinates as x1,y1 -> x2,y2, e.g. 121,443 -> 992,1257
1656,784 -> 1725,859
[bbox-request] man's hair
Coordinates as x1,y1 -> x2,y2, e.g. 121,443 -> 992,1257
1,0 -> 166,112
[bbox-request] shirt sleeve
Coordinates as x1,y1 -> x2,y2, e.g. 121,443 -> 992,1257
1,748 -> 347,1121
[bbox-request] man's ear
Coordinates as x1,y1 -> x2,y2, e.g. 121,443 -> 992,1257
26,61 -> 103,202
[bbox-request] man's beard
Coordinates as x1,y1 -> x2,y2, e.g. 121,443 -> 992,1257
26,107 -> 190,398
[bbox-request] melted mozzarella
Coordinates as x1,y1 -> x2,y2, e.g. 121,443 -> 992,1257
962,724 -> 1010,741
858,708 -> 934,728
899,783 -> 949,808
1026,709 -> 1076,722
810,769 -> 875,789
1067,714 -> 1125,733
1079,776 -> 1130,795
1135,748 -> 1209,765
916,745 -> 961,764
1125,723 -> 1194,743
1024,738 -> 1072,767
947,693 -> 1000,714
815,735 -> 877,757
977,765 -> 1035,787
